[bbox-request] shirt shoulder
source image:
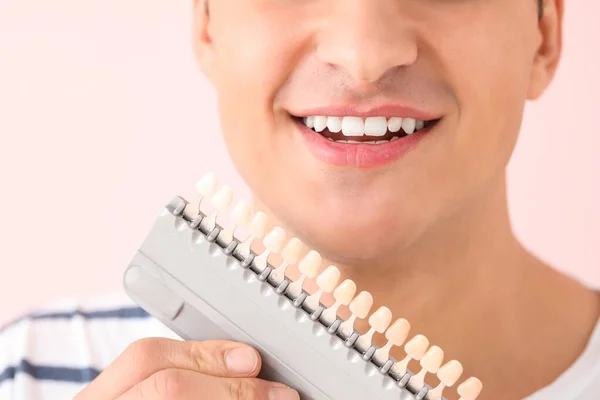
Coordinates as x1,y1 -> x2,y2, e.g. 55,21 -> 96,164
526,317 -> 600,400
0,292 -> 178,400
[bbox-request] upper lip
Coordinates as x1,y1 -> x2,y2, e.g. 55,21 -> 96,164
291,103 -> 441,121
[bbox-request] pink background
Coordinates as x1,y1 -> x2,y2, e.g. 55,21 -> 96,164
0,1 -> 598,324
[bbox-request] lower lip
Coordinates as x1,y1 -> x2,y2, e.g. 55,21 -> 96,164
295,119 -> 432,168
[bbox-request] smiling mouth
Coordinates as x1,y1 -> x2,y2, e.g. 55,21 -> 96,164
293,115 -> 439,144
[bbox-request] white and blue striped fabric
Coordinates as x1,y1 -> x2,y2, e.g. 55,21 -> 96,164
0,292 -> 599,399
0,293 -> 178,399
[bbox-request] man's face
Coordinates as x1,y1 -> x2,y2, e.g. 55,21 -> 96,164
195,0 -> 559,264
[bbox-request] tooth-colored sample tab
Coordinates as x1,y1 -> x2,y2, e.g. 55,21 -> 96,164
333,279 -> 357,305
263,227 -> 286,252
405,334 -> 430,360
386,318 -> 411,345
457,377 -> 483,400
196,172 -> 219,197
211,185 -> 233,212
316,266 -> 341,292
248,212 -> 268,239
230,201 -> 252,226
281,238 -> 303,264
298,250 -> 322,277
341,116 -> 365,136
421,345 -> 444,373
368,306 -> 392,333
437,360 -> 463,386
348,291 -> 373,319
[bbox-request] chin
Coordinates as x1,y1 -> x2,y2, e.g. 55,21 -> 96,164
281,203 -> 422,266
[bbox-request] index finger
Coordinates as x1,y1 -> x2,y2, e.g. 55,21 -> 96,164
73,338 -> 261,400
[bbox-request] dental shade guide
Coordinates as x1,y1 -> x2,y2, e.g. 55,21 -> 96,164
124,171 -> 483,400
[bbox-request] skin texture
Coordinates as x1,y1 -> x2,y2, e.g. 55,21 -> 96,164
192,1 -> 599,399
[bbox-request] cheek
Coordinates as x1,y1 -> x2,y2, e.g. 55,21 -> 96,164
439,22 -> 536,178
211,10 -> 302,169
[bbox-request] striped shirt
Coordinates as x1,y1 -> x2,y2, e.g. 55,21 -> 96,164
0,292 -> 599,399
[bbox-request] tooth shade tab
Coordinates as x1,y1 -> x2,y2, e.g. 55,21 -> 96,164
316,266 -> 341,292
248,212 -> 268,239
437,360 -> 463,387
404,334 -> 430,360
218,199 -> 250,243
280,238 -> 303,264
333,279 -> 357,305
409,346 -> 443,393
262,227 -> 286,253
211,185 -> 234,213
420,345 -> 444,373
319,278 -> 357,326
348,291 -> 373,319
368,306 -> 392,333
196,172 -> 219,197
230,201 -> 252,226
298,250 -> 322,277
386,318 -> 411,346
457,377 -> 483,400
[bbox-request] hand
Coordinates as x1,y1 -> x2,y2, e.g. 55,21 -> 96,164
74,337 -> 300,400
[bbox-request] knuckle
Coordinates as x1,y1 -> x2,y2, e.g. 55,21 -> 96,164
189,341 -> 221,372
227,379 -> 260,400
150,369 -> 187,399
126,338 -> 163,363
124,338 -> 167,378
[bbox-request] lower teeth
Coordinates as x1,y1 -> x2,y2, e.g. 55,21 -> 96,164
327,137 -> 400,144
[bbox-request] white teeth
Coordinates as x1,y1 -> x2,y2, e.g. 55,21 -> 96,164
364,117 -> 388,136
402,118 -> 416,134
341,116 -> 365,136
302,115 -> 428,138
388,117 -> 403,133
314,116 -> 328,132
303,116 -> 315,129
327,116 -> 342,133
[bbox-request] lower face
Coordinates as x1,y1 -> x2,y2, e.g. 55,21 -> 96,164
207,0 -> 540,263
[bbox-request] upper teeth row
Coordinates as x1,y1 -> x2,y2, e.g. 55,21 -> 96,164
303,116 -> 426,136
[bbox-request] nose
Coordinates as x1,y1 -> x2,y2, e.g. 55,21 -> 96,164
315,0 -> 418,85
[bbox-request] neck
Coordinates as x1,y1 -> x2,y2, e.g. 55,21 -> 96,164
331,175 -> 526,354
252,173 -> 599,399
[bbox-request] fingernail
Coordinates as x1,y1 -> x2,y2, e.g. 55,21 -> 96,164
224,347 -> 258,374
269,387 -> 300,400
